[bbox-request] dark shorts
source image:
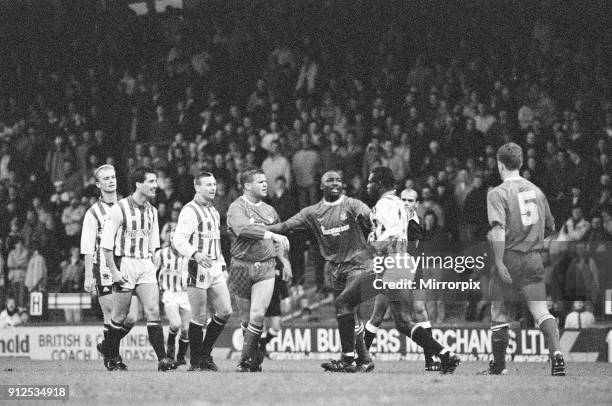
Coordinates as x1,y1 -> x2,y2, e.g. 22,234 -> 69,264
228,257 -> 276,300
265,271 -> 289,317
493,250 -> 545,288
327,260 -> 370,294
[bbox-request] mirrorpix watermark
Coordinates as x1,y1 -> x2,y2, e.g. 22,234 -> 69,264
371,252 -> 487,292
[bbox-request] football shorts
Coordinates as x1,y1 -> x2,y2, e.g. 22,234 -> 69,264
161,290 -> 191,311
113,257 -> 157,291
228,257 -> 276,300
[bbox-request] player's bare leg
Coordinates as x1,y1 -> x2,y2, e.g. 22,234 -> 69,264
187,286 -> 208,371
135,283 -> 175,371
200,282 -> 232,371
522,282 -> 565,376
261,315 -> 281,359
236,278 -> 275,372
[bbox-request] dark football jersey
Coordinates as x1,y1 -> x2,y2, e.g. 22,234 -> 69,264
487,176 -> 554,253
283,195 -> 370,263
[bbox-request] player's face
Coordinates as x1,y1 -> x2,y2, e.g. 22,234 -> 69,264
196,175 -> 217,202
322,172 -> 342,199
401,190 -> 419,215
138,173 -> 158,200
96,168 -> 116,193
246,174 -> 268,198
366,173 -> 381,199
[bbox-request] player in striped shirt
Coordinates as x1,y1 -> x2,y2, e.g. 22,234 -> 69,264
227,168 -> 291,372
101,166 -> 176,372
154,229 -> 191,366
336,167 -> 460,373
172,171 -> 232,372
363,188 -> 441,371
80,164 -> 140,371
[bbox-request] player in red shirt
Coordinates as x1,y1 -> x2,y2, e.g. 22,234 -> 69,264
227,169 -> 291,372
267,170 -> 374,372
485,143 -> 565,376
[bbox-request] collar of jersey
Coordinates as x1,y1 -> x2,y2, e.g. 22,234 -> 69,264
128,195 -> 147,209
503,176 -> 523,182
323,195 -> 345,206
381,190 -> 398,199
241,195 -> 263,206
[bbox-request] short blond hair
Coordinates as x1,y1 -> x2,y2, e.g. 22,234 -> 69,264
94,164 -> 115,181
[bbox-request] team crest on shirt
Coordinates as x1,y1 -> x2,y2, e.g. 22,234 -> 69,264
340,212 -> 347,221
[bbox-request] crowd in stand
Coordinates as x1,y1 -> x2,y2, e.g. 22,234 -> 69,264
0,0 -> 610,324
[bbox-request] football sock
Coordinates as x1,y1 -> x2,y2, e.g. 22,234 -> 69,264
538,315 -> 561,354
106,320 -> 124,358
415,321 -> 434,364
491,323 -> 509,368
119,324 -> 132,339
147,321 -> 167,360
364,321 -> 379,350
102,324 -> 110,352
241,322 -> 263,361
241,321 -> 249,337
337,313 -> 356,362
410,325 -> 444,357
167,327 -> 178,357
188,321 -> 204,365
202,315 -> 227,357
177,336 -> 189,361
261,328 -> 279,345
354,322 -> 371,362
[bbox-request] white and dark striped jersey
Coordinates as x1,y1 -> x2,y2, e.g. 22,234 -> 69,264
154,246 -> 188,292
173,199 -> 226,265
369,191 -> 408,253
81,200 -> 114,267
101,196 -> 160,259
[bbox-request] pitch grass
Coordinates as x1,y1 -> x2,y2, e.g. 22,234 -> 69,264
1,359 -> 611,406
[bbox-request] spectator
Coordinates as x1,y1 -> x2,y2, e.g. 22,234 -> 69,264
61,197 -> 86,248
462,175 -> 488,241
563,301 -> 595,329
560,206 -> 591,242
292,135 -> 321,207
262,140 -> 292,197
564,243 -> 600,303
58,247 -> 83,293
0,297 -> 22,328
25,244 -> 47,295
416,187 -> 445,229
7,237 -> 28,309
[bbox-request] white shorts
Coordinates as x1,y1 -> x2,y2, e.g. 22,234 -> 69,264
119,257 -> 157,290
188,261 -> 226,290
162,290 -> 191,311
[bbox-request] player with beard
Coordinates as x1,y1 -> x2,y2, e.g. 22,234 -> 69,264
335,166 -> 461,374
227,169 -> 291,372
101,166 -> 176,371
267,171 -> 374,372
363,188 -> 441,371
81,164 -> 141,370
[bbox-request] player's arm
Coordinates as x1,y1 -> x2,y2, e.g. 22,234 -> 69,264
267,209 -> 308,234
172,207 -> 213,268
487,190 -> 512,283
80,211 -> 97,292
100,205 -> 127,284
150,209 -> 161,255
153,249 -> 162,271
227,202 -> 289,249
349,198 -> 372,235
275,241 -> 292,283
543,197 -> 555,238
